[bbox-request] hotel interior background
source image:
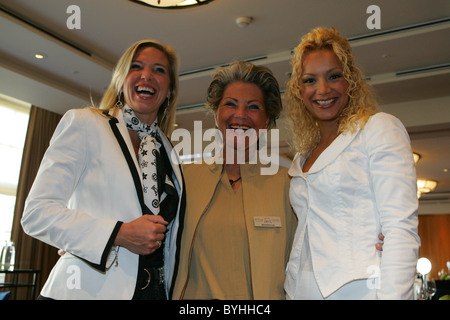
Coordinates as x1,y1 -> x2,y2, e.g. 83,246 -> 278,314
0,0 -> 449,299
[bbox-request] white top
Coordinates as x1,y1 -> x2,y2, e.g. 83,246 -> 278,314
284,112 -> 420,299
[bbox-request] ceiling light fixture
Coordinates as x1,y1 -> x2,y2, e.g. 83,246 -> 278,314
131,0 -> 214,9
417,179 -> 438,198
236,16 -> 253,28
34,53 -> 47,59
413,153 -> 438,198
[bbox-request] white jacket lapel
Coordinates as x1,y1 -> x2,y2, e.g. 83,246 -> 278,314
306,126 -> 361,174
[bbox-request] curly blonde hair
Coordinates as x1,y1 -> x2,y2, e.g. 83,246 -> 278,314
285,27 -> 379,156
92,40 -> 179,136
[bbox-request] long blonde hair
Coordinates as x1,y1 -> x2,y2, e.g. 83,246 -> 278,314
285,27 -> 379,155
93,40 -> 179,136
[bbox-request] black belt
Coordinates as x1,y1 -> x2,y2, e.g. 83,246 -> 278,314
141,266 -> 165,290
133,265 -> 166,300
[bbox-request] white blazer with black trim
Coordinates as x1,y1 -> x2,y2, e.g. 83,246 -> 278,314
22,108 -> 185,299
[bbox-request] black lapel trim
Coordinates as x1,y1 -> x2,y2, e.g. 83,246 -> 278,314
108,116 -> 151,215
108,114 -> 186,297
166,139 -> 186,298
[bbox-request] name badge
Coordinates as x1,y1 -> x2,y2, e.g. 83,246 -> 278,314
253,216 -> 282,228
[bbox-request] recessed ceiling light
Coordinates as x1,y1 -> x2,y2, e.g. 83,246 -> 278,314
34,53 -> 47,59
236,16 -> 253,28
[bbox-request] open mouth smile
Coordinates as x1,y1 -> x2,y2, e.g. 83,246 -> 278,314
135,85 -> 156,98
314,98 -> 336,107
228,123 -> 251,132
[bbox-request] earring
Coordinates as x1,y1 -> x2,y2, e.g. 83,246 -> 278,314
116,91 -> 124,108
163,95 -> 170,115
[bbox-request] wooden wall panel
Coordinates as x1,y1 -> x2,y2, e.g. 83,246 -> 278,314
418,214 -> 450,279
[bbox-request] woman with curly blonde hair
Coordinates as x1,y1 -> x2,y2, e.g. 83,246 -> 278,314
284,27 -> 420,299
286,27 -> 379,156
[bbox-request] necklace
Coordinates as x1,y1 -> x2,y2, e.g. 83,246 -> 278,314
229,176 -> 241,186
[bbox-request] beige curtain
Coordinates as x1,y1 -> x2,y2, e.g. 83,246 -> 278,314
10,105 -> 62,299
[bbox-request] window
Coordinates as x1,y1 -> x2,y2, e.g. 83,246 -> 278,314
0,94 -> 30,243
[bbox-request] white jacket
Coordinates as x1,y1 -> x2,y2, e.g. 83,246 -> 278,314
285,112 -> 420,299
21,108 -> 185,299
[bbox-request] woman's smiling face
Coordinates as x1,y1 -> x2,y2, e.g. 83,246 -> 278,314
300,49 -> 349,126
122,46 -> 171,124
215,81 -> 269,152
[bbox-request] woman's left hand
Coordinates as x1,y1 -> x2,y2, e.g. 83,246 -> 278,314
376,233 -> 384,251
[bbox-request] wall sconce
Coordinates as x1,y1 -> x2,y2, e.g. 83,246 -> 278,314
413,152 -> 421,164
413,152 -> 438,198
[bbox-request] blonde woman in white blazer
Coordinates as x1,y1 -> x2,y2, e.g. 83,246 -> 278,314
21,40 -> 185,299
284,27 -> 420,299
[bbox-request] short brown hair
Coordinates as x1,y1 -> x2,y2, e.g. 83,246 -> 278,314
206,60 -> 282,129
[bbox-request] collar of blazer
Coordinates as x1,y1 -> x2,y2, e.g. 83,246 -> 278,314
289,125 -> 362,177
204,145 -> 276,179
105,108 -> 184,197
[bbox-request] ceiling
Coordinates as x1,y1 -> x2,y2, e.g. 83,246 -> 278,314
0,0 -> 449,213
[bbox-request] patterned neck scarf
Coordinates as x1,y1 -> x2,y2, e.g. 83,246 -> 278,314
122,105 -> 163,215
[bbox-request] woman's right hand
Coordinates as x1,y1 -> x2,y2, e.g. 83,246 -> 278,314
114,215 -> 168,255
